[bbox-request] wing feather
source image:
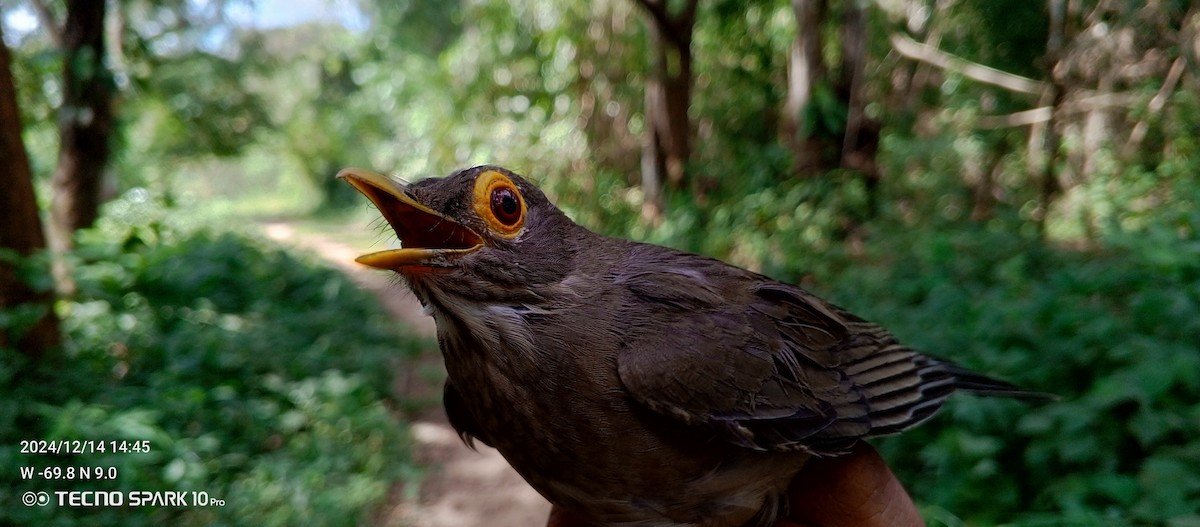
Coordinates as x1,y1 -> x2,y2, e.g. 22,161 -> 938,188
614,246 -> 1045,456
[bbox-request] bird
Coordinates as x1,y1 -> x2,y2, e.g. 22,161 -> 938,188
337,165 -> 1048,527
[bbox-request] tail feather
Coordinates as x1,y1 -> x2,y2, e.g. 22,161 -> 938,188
859,355 -> 1054,439
935,360 -> 1057,401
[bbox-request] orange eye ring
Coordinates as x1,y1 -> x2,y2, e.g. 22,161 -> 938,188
473,170 -> 526,238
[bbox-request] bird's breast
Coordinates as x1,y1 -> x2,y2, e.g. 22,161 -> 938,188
425,303 -> 802,526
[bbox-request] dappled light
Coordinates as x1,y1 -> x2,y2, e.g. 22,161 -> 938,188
2,0 -> 1199,526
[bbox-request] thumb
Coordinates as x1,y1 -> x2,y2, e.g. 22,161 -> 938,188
783,443 -> 925,527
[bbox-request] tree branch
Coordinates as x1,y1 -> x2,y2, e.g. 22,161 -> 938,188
678,0 -> 699,30
889,33 -> 1047,95
1124,56 -> 1186,153
976,107 -> 1052,129
631,0 -> 697,48
973,89 -> 1150,129
632,0 -> 672,33
29,0 -> 64,47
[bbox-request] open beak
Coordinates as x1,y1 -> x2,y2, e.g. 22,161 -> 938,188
337,168 -> 484,270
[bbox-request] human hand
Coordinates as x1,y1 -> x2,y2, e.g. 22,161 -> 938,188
777,442 -> 924,527
546,442 -> 923,527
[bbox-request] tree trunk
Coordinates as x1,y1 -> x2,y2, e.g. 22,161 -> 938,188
658,30 -> 692,190
0,29 -> 61,359
782,0 -> 828,174
641,72 -> 667,220
904,0 -> 951,113
837,0 -> 881,215
634,0 -> 697,221
970,141 -> 1006,222
838,0 -> 866,159
1035,0 -> 1067,239
48,0 -> 113,249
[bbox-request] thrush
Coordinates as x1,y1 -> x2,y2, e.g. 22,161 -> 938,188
338,165 -> 1046,527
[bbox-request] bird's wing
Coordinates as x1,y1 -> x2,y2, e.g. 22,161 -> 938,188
613,257 -> 1027,455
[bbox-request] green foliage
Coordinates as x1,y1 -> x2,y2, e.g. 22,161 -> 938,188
0,194 -> 424,527
695,0 -> 792,146
944,0 -> 1049,79
8,0 -> 1200,525
826,221 -> 1200,526
0,247 -> 58,341
122,53 -> 271,159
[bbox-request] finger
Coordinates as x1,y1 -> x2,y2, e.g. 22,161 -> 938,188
546,504 -> 587,527
784,442 -> 924,527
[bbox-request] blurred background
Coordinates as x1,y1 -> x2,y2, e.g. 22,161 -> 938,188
2,0 -> 1199,525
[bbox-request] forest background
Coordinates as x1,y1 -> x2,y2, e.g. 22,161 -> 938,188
2,0 -> 1199,525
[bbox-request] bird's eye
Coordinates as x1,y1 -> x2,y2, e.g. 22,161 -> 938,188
491,187 -> 521,226
472,170 -> 526,238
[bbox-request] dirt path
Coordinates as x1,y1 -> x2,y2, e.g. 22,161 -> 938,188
262,222 -> 552,527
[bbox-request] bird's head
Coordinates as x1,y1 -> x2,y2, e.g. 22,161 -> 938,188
338,165 -> 580,306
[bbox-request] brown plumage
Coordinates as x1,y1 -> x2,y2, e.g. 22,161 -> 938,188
339,165 -> 1047,527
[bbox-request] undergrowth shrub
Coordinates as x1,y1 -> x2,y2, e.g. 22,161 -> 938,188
832,222 -> 1200,526
1,195 -> 425,527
